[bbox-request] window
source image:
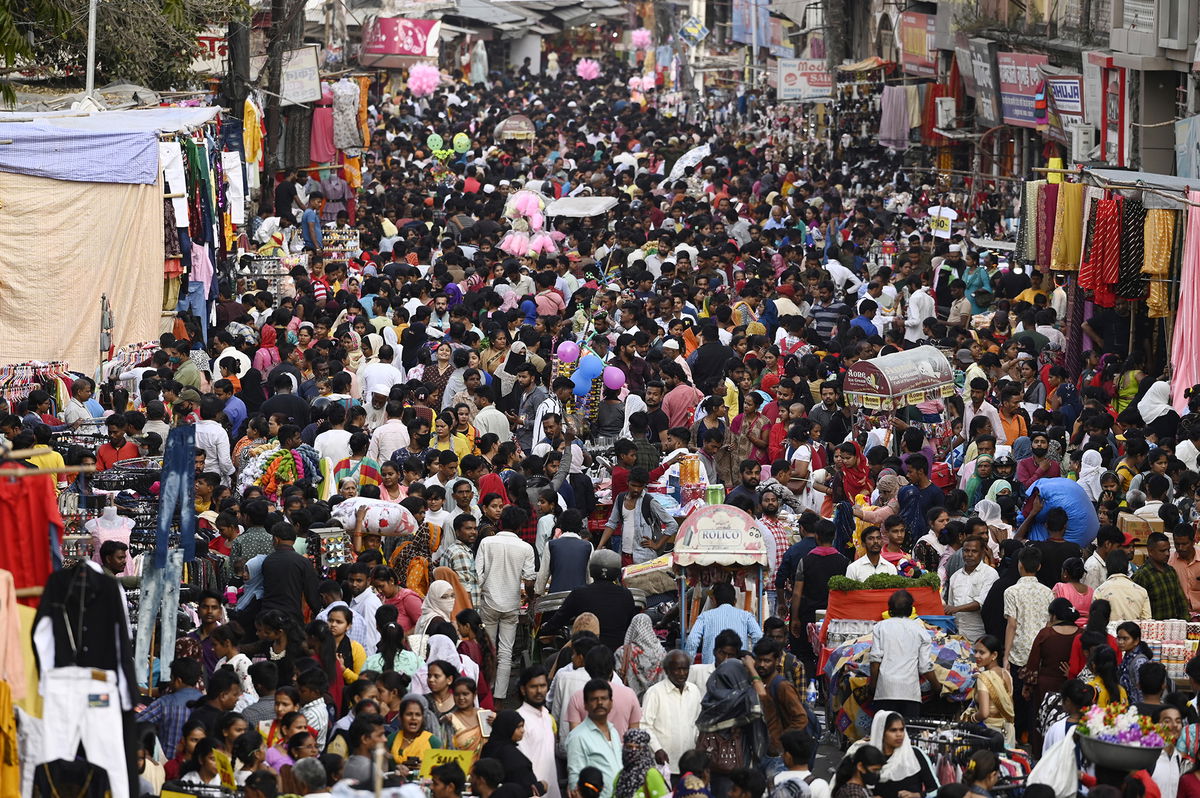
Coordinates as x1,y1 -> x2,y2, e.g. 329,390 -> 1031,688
1159,0 -> 1198,49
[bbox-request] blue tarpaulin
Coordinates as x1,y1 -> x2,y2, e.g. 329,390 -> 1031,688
0,107 -> 220,185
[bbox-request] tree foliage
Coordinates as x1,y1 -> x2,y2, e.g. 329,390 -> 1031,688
5,0 -> 245,95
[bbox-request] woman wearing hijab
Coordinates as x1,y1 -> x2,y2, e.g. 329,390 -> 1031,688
342,330 -> 365,371
232,554 -> 267,627
252,325 -> 281,380
614,729 -> 670,798
411,634 -> 481,693
1078,448 -> 1106,503
975,498 -> 1011,560
414,581 -> 456,640
615,614 -> 667,699
843,712 -> 936,798
854,472 -> 904,525
432,566 -> 473,615
964,455 -> 995,507
479,711 -> 543,796
1138,380 -> 1180,442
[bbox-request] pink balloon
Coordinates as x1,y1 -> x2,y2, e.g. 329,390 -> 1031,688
557,340 -> 580,363
602,366 -> 624,390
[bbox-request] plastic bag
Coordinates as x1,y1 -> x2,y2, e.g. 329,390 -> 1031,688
1027,727 -> 1078,798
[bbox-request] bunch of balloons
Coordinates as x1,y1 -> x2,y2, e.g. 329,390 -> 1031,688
558,341 -> 623,395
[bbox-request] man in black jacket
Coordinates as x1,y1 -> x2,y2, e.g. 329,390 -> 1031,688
544,549 -> 636,650
260,521 -> 322,619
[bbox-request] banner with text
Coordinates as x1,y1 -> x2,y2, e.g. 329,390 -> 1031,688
997,51 -> 1048,128
776,59 -> 832,101
898,12 -> 936,77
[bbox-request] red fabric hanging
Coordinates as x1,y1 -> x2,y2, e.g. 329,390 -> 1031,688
0,469 -> 64,607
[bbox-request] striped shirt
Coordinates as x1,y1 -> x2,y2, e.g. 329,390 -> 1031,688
810,300 -> 849,341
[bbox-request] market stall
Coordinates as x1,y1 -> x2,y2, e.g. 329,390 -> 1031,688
843,345 -> 956,457
673,504 -> 769,638
493,113 -> 536,142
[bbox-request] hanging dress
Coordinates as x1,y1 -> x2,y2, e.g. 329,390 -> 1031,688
310,85 -> 336,164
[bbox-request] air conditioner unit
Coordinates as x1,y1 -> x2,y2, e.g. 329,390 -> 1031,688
935,96 -> 957,128
1069,124 -> 1096,163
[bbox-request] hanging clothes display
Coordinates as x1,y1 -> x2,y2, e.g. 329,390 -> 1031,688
310,84 -> 336,164
1037,182 -> 1059,270
283,107 -> 312,170
1015,181 -> 1042,264
243,97 -> 265,191
878,86 -> 909,150
0,472 -> 63,606
1171,190 -> 1200,408
1050,181 -> 1083,271
1115,196 -> 1148,298
332,79 -> 364,156
33,561 -> 138,798
1143,208 -> 1175,318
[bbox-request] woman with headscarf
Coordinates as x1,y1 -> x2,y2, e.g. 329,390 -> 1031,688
975,498 -> 1011,560
614,729 -> 670,798
853,472 -> 904,526
818,441 -> 873,517
695,659 -> 767,785
232,554 -> 267,627
479,711 -> 543,796
1078,448 -> 1106,503
842,712 -> 936,798
413,581 -> 456,640
616,614 -> 667,699
965,455 -> 996,506
432,566 -> 473,615
1138,380 -> 1179,442
411,634 -> 480,694
549,613 -> 601,680
252,325 -> 281,380
342,329 -> 365,371
238,368 -> 267,413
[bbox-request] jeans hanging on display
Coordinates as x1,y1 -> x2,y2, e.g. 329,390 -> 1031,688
39,667 -> 130,798
155,426 -> 196,568
134,548 -> 182,687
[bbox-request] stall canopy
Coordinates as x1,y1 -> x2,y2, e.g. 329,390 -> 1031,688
0,107 -> 220,184
842,345 -> 955,411
494,114 -> 536,141
544,196 -> 618,217
673,505 -> 768,567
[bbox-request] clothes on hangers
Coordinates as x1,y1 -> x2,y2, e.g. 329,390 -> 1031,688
0,472 -> 63,606
156,426 -> 197,568
311,84 -> 337,163
332,79 -> 364,155
32,760 -> 111,798
134,549 -> 182,688
0,569 -> 26,699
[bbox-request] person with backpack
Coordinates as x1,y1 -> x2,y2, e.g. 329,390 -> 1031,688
597,467 -> 678,566
750,639 -> 810,780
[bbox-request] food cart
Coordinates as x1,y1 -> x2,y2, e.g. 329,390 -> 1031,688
842,345 -> 956,454
673,504 -> 769,641
493,114 -> 536,142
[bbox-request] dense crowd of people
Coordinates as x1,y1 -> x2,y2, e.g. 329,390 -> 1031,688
20,52 -> 1200,798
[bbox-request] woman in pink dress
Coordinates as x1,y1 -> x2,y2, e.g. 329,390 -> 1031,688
1051,557 -> 1093,627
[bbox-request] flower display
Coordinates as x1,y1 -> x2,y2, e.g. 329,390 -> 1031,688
1076,703 -> 1168,749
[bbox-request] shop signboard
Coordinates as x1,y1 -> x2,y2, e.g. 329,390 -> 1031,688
249,45 -> 321,106
997,51 -> 1048,128
359,17 -> 441,67
776,59 -> 832,102
969,38 -> 1000,126
898,12 -> 936,77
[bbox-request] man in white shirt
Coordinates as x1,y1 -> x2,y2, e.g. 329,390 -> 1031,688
962,377 -> 1008,445
366,401 -> 410,463
473,389 -> 511,440
476,506 -> 536,699
642,650 -> 702,775
313,404 -> 354,465
195,397 -> 235,486
345,563 -> 381,655
359,348 -> 400,405
945,537 -> 998,642
61,379 -> 94,426
903,279 -> 935,343
1083,527 -> 1127,590
868,589 -> 937,719
516,665 -> 561,798
845,526 -> 899,582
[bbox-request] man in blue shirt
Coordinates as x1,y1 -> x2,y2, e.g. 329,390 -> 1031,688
301,191 -> 324,251
850,298 -> 880,337
136,658 -> 203,756
685,582 -> 763,663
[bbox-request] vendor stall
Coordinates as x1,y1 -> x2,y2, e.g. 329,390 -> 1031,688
673,504 -> 769,639
493,114 -> 536,142
843,345 -> 957,457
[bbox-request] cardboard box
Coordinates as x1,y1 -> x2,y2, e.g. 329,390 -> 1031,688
1118,511 -> 1164,541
